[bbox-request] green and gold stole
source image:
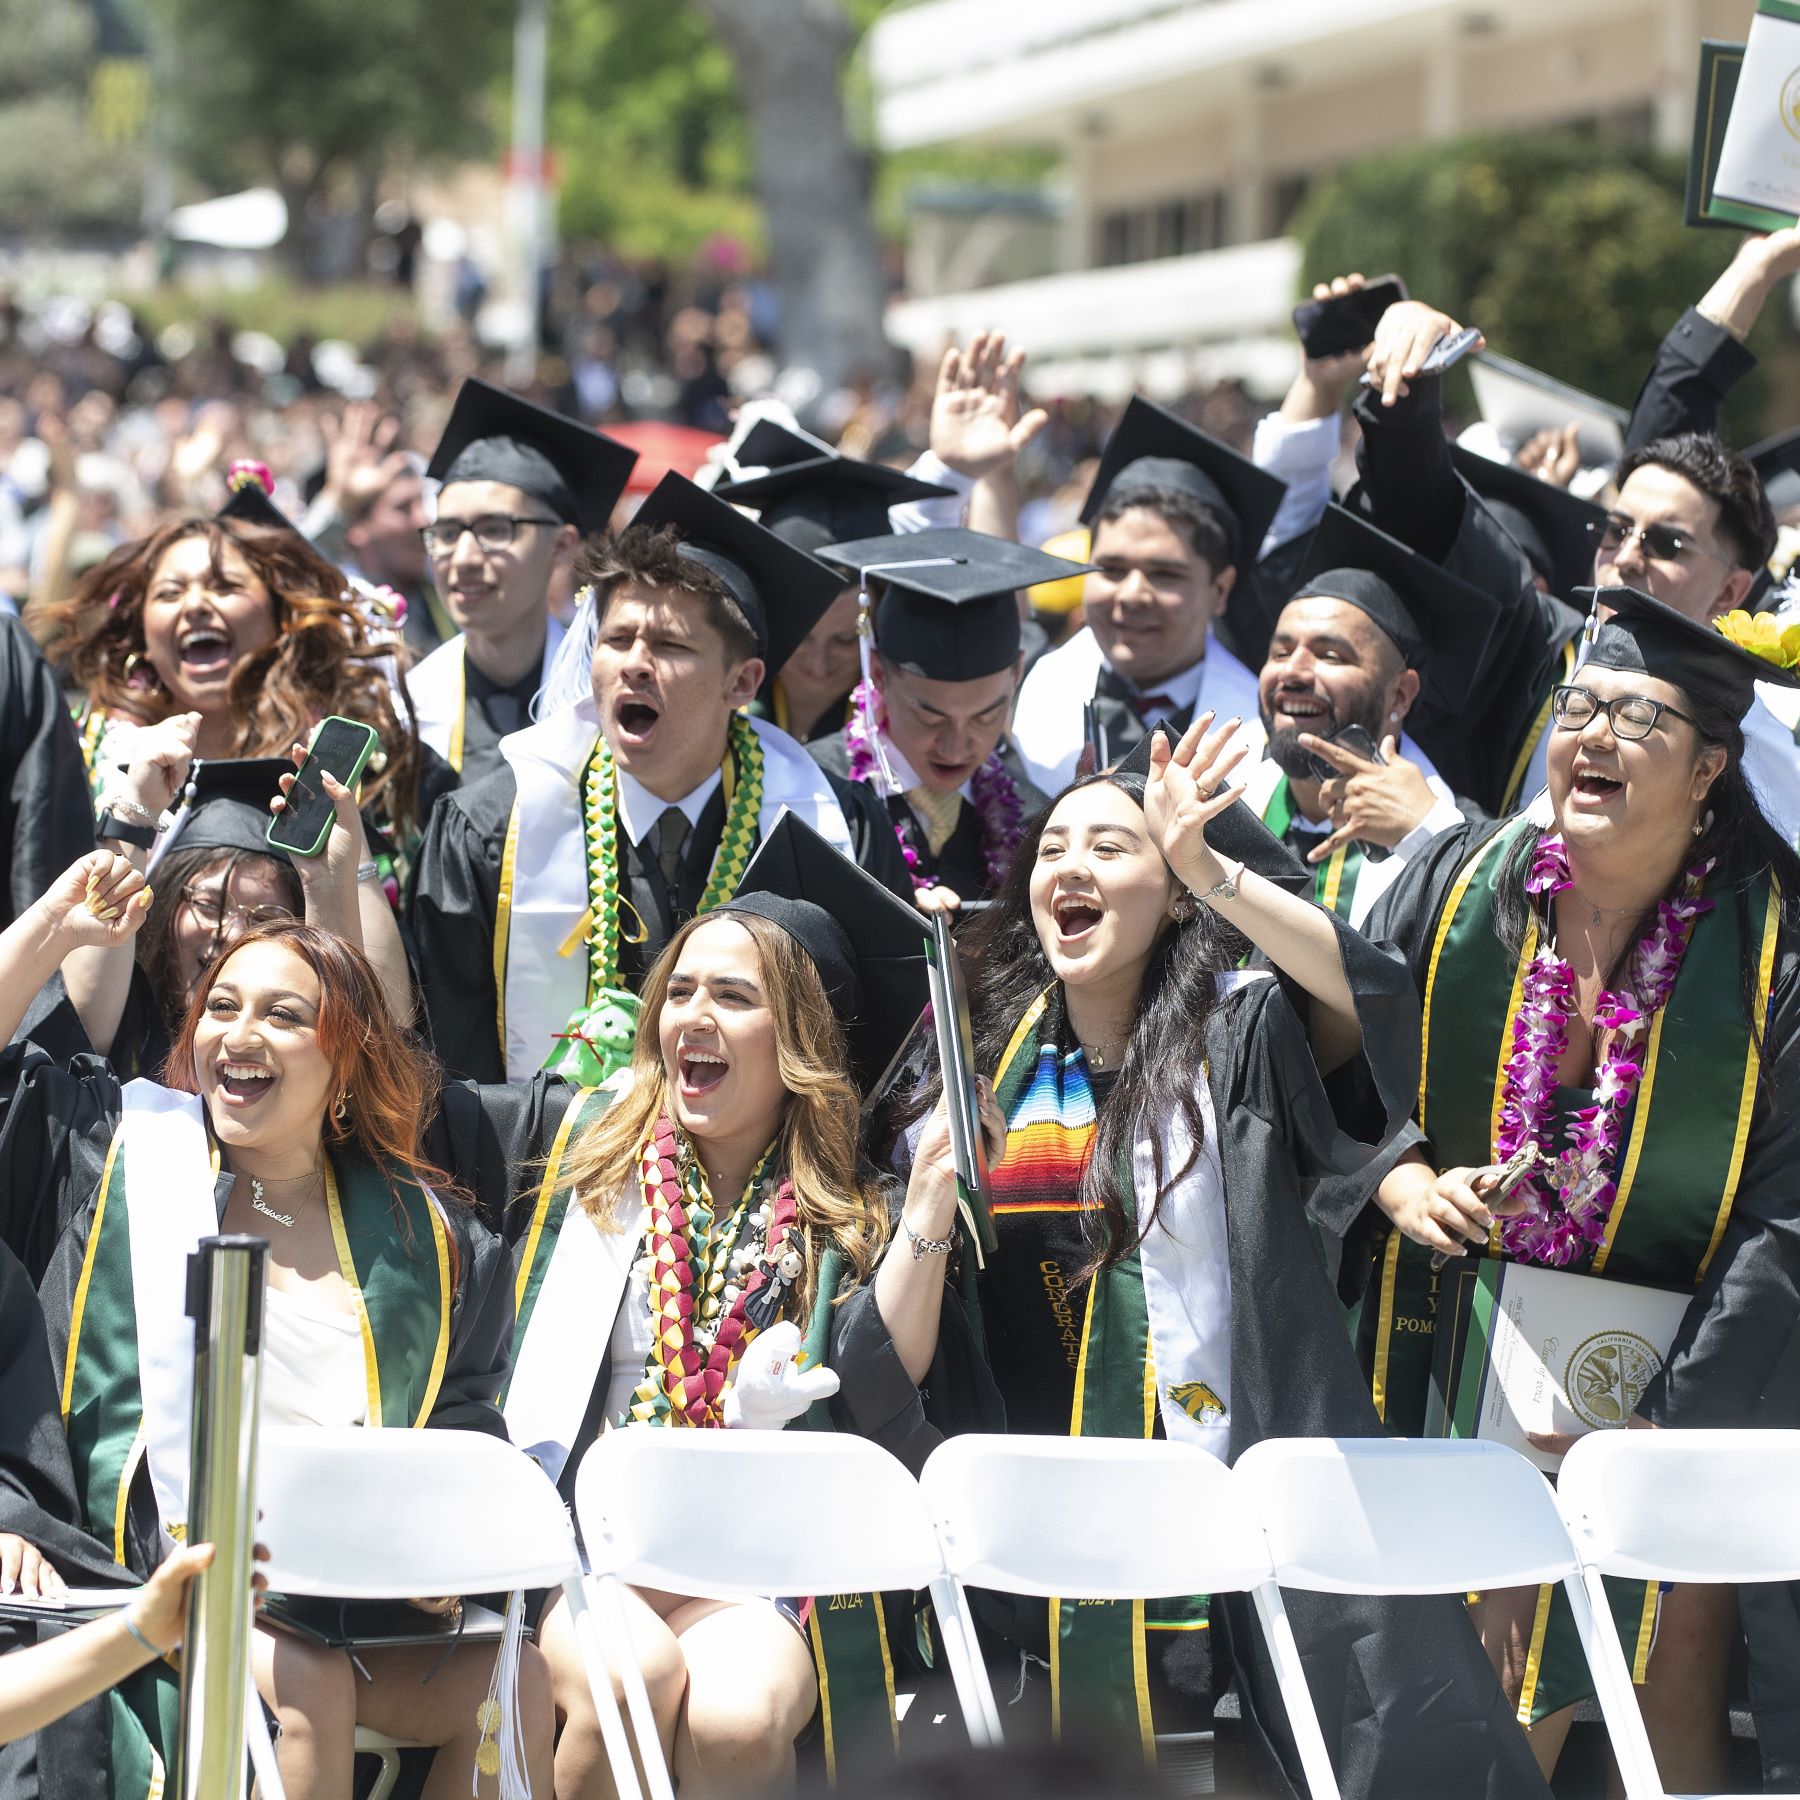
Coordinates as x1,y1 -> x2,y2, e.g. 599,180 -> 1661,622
1363,821 -> 1777,1721
59,1133 -> 454,1795
1259,774 -> 1360,920
970,991 -> 1206,1761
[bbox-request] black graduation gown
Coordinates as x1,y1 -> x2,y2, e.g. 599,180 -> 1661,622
1624,305 -> 1756,452
407,754 -> 912,1084
1,618 -> 95,931
0,1241 -> 133,1800
828,916 -> 1551,1800
1348,379 -> 1584,813
806,732 -> 1049,899
1360,822 -> 1800,1777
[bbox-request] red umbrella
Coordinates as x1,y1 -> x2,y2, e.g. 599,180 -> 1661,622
605,421 -> 726,496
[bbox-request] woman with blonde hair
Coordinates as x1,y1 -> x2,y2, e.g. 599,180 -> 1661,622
501,816 -> 926,1800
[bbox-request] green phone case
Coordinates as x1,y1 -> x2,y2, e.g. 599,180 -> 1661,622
265,716 -> 378,858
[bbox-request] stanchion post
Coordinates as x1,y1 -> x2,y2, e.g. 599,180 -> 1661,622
172,1235 -> 268,1800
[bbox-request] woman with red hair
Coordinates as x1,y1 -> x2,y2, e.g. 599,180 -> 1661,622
0,853 -> 550,1800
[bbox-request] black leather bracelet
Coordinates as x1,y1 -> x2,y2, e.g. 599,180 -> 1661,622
97,812 -> 157,851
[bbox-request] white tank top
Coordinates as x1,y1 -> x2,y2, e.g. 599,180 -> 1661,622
261,1281 -> 369,1429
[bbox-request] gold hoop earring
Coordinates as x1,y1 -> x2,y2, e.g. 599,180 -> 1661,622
333,1091 -> 351,1125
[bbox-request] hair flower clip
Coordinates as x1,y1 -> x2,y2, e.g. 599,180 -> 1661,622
226,459 -> 276,496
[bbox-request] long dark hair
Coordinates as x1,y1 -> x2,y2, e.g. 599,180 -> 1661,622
1496,691 -> 1800,1047
915,768 -> 1248,1277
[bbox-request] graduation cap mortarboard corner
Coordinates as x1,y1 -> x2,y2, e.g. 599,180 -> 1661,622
147,757 -> 298,875
633,471 -> 847,675
726,417 -> 836,475
1109,722 -> 1311,897
1747,424 -> 1800,517
1079,395 -> 1287,574
817,526 -> 1097,683
426,377 -> 637,538
1580,585 -> 1800,723
218,462 -> 306,539
721,810 -> 930,1095
715,454 -> 955,558
1466,351 -> 1628,469
1450,443 -> 1607,600
1295,503 -> 1496,665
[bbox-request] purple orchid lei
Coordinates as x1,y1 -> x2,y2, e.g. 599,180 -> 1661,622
844,678 -> 1025,892
1494,831 -> 1714,1267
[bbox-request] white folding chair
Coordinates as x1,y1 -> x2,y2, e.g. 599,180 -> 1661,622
573,1427 -> 952,1799
258,1425 -> 647,1800
1233,1436 -> 1603,1800
915,1434 -> 1305,1775
1558,1427 -> 1800,1800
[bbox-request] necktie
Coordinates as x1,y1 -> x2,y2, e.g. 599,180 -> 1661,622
905,786 -> 964,857
656,806 -> 688,896
1093,663 -> 1175,722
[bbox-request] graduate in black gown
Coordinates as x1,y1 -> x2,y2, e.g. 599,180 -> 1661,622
1012,397 -> 1288,794
830,718 -> 1548,1800
715,417 -> 955,746
0,617 -> 93,932
807,529 -> 1095,910
409,378 -> 637,783
1353,588 -> 1800,1791
409,472 -> 910,1085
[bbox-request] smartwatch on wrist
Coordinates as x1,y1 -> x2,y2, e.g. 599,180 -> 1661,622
97,812 -> 158,851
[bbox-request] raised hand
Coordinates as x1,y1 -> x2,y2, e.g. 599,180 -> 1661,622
35,852 -> 154,951
1296,731 -> 1436,859
929,331 -> 1050,479
1514,422 -> 1582,489
1140,713 -> 1251,894
1363,300 -> 1483,408
319,402 -> 409,514
109,711 -> 202,820
273,739 -> 371,889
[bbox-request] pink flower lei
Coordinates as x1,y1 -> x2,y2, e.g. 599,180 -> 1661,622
1495,831 -> 1714,1267
844,678 -> 1025,892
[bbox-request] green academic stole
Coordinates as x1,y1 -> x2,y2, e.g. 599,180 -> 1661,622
1365,825 -> 1778,1721
1259,774 -> 1362,921
507,1085 -> 612,1359
980,994 -> 1206,1761
1500,640 -> 1579,815
59,1140 -> 451,1792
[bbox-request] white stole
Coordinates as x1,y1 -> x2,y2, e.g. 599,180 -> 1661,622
121,1080 -> 221,1541
1012,626 -> 1265,795
407,618 -> 566,769
504,1203 -> 640,1484
1133,970 -> 1270,1458
497,705 -> 856,1081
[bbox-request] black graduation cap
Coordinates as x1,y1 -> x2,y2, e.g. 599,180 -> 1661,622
715,453 -> 955,557
149,758 -> 297,872
633,471 -> 847,674
817,527 -> 1096,682
1080,395 -> 1287,574
426,377 -> 637,537
722,810 -> 929,1094
1294,503 -> 1493,666
218,466 -> 304,538
1580,584 -> 1800,722
1747,425 -> 1800,516
1450,444 -> 1607,599
1110,725 -> 1311,896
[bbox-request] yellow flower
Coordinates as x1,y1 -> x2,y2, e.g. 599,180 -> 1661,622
1716,610 -> 1800,670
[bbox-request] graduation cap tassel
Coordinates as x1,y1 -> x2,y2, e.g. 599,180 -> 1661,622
536,585 -> 600,722
472,1589 -> 530,1800
853,580 -> 903,795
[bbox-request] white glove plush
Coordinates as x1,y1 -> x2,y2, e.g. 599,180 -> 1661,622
722,1321 -> 840,1430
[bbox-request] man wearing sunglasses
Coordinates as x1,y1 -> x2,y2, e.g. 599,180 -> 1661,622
408,379 -> 637,783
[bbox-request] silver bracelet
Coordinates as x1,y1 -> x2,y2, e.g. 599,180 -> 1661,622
100,796 -> 162,828
1196,858 -> 1245,907
355,860 -> 381,884
901,1215 -> 955,1259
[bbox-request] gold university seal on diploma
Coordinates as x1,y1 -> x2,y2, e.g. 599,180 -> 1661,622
1564,1329 -> 1664,1429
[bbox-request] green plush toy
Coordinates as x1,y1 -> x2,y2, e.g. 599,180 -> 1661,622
543,988 -> 640,1086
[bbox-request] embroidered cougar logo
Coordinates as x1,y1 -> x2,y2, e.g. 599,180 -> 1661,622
1167,1381 -> 1226,1425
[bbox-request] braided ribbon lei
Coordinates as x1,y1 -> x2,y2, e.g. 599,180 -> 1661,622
1494,832 -> 1714,1267
627,1117 -> 799,1428
544,714 -> 766,1083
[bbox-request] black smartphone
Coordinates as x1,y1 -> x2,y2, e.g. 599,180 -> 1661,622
265,717 -> 379,857
1291,276 -> 1407,360
1305,723 -> 1387,783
